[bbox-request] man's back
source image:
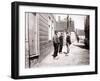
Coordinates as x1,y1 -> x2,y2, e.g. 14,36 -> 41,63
66,35 -> 71,44
59,36 -> 63,45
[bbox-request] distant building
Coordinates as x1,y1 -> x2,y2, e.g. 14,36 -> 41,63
55,16 -> 67,32
75,29 -> 85,36
55,21 -> 67,32
55,16 -> 75,33
25,13 -> 56,68
75,29 -> 85,42
67,17 -> 75,33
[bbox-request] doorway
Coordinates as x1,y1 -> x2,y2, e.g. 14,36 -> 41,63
25,13 -> 39,68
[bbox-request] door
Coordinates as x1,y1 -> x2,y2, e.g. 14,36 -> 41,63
25,13 -> 39,68
28,13 -> 36,56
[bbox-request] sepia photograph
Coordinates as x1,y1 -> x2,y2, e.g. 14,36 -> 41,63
11,1 -> 97,79
25,13 -> 90,68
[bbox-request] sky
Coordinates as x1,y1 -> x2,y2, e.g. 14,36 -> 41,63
53,14 -> 86,30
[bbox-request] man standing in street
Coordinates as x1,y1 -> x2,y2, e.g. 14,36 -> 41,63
65,32 -> 71,55
52,31 -> 59,59
59,32 -> 63,54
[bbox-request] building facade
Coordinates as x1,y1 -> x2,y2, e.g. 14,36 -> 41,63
25,13 -> 56,68
67,16 -> 75,33
55,16 -> 75,33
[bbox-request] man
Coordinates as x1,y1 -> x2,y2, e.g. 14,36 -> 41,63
76,35 -> 79,42
59,33 -> 63,54
66,32 -> 71,55
52,31 -> 59,59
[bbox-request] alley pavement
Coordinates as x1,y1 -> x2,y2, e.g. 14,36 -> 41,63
33,41 -> 89,68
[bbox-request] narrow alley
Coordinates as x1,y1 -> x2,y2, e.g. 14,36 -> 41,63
25,13 -> 90,68
33,41 -> 89,68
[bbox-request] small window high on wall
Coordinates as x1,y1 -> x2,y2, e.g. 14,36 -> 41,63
48,16 -> 52,40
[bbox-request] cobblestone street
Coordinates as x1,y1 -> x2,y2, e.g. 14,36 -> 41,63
33,41 -> 89,68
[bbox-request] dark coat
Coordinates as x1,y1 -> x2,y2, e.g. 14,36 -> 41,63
53,34 -> 59,44
59,36 -> 63,45
66,35 -> 71,44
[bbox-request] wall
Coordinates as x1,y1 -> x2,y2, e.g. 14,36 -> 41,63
25,13 -> 55,68
56,21 -> 67,32
25,13 -> 39,68
0,0 -> 99,81
38,13 -> 54,63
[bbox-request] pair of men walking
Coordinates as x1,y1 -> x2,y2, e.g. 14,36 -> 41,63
52,31 -> 71,59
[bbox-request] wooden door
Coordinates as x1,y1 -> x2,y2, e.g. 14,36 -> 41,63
28,13 -> 36,56
25,13 -> 39,68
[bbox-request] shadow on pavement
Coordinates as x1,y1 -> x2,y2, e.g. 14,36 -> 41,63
73,44 -> 89,50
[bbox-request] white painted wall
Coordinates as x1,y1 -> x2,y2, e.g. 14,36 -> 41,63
0,0 -> 99,81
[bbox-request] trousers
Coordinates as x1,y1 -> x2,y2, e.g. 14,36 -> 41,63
53,43 -> 59,57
